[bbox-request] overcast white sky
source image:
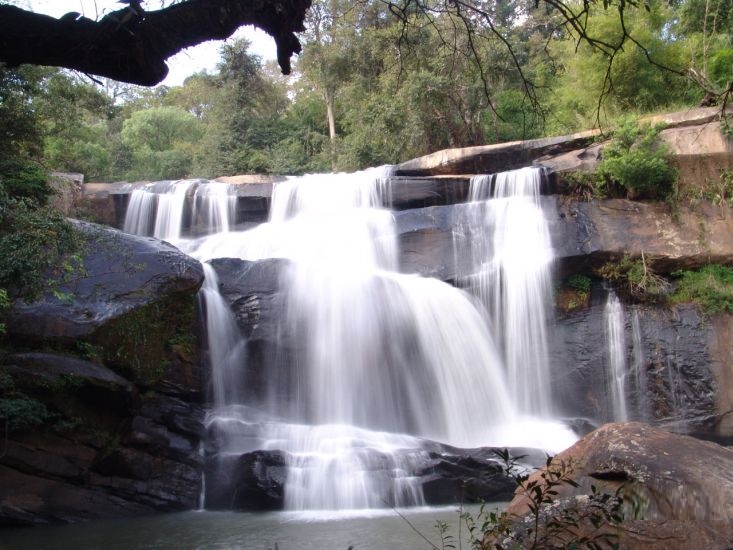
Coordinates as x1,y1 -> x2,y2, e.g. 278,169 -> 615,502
23,0 -> 278,86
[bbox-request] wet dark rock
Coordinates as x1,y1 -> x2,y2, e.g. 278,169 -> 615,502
204,451 -> 287,511
386,176 -> 471,209
208,257 -> 288,342
2,352 -> 137,415
207,257 -> 299,405
419,451 -> 517,504
549,295 -> 717,433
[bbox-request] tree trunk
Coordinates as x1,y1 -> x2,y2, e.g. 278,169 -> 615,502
326,90 -> 337,171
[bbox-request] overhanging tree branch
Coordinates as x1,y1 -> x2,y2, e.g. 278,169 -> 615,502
0,0 -> 312,86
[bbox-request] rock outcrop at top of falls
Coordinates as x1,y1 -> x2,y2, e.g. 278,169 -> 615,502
0,221 -> 206,526
395,196 -> 733,281
497,422 -> 733,550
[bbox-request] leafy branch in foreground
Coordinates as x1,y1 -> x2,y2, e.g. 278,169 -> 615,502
459,450 -> 624,550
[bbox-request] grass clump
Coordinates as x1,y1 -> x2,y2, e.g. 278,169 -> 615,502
596,118 -> 677,200
596,253 -> 670,301
557,274 -> 593,313
671,265 -> 733,314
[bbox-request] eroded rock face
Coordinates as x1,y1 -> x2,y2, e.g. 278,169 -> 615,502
500,422 -> 733,550
550,297 -> 717,433
395,197 -> 733,281
0,353 -> 205,526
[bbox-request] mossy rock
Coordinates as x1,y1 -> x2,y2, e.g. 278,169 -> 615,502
91,292 -> 199,387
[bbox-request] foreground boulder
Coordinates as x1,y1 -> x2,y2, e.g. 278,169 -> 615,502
499,422 -> 733,549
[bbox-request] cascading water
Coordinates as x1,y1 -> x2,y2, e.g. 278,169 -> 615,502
604,292 -> 629,422
123,179 -> 236,240
455,167 -> 554,415
123,167 -> 578,513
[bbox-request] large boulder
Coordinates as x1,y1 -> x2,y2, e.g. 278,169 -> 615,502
9,220 -> 203,343
0,220 -> 207,525
499,422 -> 733,550
7,220 -> 204,386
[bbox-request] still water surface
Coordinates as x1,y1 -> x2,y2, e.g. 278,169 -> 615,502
1,505 -> 500,550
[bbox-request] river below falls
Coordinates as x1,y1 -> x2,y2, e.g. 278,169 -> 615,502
0,504 -> 501,549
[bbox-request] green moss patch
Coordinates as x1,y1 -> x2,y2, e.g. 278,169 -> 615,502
92,292 -> 198,387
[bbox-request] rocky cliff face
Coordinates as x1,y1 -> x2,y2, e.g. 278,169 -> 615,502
0,222 -> 206,526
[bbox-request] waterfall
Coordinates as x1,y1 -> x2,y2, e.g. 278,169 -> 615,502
198,263 -> 247,408
455,167 -> 554,415
604,292 -> 628,422
123,179 -> 235,241
125,169 -> 577,513
631,309 -> 648,420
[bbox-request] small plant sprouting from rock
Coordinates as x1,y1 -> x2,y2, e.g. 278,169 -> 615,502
596,118 -> 677,200
596,253 -> 670,301
557,274 -> 593,312
431,450 -> 624,550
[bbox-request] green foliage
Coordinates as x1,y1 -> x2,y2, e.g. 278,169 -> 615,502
0,287 -> 9,335
566,274 -> 592,294
0,394 -> 52,432
671,264 -> 733,314
1,0 -> 727,179
677,167 -> 733,207
459,450 -> 624,549
557,274 -> 593,312
596,119 -> 677,199
0,157 -> 52,206
0,370 -> 81,434
0,196 -> 82,300
597,254 -> 670,301
121,106 -> 203,180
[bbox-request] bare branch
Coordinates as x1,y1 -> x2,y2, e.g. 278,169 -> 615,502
0,0 -> 311,86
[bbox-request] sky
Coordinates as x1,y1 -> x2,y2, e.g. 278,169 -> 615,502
23,0 -> 278,86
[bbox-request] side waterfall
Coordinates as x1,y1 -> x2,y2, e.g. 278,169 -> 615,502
604,292 -> 629,422
123,168 -> 577,512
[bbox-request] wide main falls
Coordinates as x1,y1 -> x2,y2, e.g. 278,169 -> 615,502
123,167 -> 577,514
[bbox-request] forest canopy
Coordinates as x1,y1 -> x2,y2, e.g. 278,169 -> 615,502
0,0 -> 731,180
